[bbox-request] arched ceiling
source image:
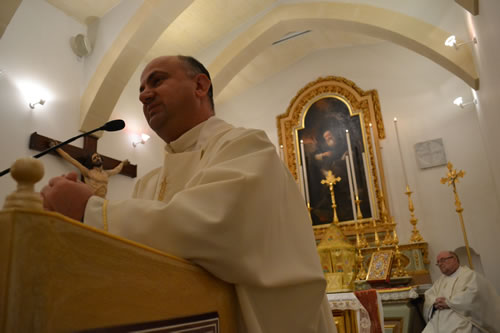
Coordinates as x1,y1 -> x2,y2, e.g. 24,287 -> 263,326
18,0 -> 478,132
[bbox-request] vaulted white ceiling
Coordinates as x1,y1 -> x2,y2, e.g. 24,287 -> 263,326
6,0 -> 475,132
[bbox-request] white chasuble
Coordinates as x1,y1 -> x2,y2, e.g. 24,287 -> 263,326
84,117 -> 337,333
423,266 -> 500,333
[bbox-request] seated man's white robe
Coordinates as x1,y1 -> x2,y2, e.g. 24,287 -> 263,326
423,266 -> 500,333
84,117 -> 337,333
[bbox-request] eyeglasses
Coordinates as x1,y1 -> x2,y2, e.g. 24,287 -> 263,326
435,256 -> 455,266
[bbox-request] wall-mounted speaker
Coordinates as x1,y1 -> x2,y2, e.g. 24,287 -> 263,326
70,34 -> 92,57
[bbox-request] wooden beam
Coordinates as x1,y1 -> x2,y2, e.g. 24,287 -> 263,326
455,0 -> 479,15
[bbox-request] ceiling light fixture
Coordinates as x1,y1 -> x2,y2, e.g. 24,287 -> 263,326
445,35 -> 477,49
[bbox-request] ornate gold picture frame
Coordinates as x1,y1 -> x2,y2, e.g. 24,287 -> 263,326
276,76 -> 389,238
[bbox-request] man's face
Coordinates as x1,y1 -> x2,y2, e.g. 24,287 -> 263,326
323,130 -> 336,147
91,153 -> 102,167
139,56 -> 199,142
436,251 -> 459,276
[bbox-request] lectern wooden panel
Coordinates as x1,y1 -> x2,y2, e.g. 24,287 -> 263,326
0,209 -> 238,332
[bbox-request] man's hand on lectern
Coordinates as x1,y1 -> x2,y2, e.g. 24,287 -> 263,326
41,172 -> 93,221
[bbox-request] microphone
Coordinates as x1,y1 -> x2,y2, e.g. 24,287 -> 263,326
0,119 -> 126,177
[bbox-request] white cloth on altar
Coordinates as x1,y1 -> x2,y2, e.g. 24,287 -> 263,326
84,116 -> 336,333
327,292 -> 371,333
423,266 -> 500,333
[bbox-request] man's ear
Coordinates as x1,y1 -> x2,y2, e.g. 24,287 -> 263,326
194,73 -> 211,98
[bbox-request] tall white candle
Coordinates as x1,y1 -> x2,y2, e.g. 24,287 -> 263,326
393,118 -> 409,186
300,140 -> 310,204
362,152 -> 375,219
298,155 -> 306,200
369,123 -> 382,218
279,145 -> 284,161
345,130 -> 359,197
346,158 -> 357,221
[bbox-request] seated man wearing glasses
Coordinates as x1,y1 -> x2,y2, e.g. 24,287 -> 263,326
422,250 -> 500,333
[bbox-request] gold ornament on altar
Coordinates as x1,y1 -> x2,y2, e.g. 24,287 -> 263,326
405,185 -> 424,243
390,228 -> 410,279
321,170 -> 341,225
317,170 -> 356,292
440,162 -> 474,269
317,224 -> 356,292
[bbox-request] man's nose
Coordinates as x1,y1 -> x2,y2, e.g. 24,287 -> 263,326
139,89 -> 154,104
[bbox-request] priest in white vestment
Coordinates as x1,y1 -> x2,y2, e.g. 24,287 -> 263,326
423,251 -> 500,333
41,55 -> 337,333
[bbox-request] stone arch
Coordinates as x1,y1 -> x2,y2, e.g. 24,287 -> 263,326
210,2 -> 478,97
79,0 -> 194,133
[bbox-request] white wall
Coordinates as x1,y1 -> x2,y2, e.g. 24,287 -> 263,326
0,0 -> 163,203
216,42 -> 500,291
468,0 -> 500,206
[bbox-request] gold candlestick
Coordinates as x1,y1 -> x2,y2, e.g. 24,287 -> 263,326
359,220 -> 369,248
372,219 -> 381,250
391,228 -> 408,278
379,193 -> 394,245
355,220 -> 361,247
321,170 -> 341,225
405,185 -> 424,243
355,196 -> 363,219
354,221 -> 367,280
356,248 -> 367,280
440,162 -> 474,269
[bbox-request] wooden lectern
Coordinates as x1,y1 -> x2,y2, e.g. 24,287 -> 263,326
0,158 -> 238,332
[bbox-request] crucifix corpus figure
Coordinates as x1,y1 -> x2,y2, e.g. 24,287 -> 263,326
53,142 -> 129,198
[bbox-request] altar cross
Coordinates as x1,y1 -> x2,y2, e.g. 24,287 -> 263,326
440,161 -> 473,269
321,170 -> 341,224
29,132 -> 136,178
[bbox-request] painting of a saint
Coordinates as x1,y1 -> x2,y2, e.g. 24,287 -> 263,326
298,96 -> 372,225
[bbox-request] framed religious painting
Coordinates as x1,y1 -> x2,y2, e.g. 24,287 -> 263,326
277,76 -> 390,240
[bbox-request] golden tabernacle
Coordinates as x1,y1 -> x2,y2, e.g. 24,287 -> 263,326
0,158 -> 238,332
317,223 -> 356,292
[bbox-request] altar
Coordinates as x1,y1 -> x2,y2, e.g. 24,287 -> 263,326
329,287 -> 426,333
276,75 -> 433,333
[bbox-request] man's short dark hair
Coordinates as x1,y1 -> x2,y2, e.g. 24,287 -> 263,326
178,55 -> 214,110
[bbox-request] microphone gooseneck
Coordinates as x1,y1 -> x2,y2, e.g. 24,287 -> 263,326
101,119 -> 125,132
0,119 -> 126,178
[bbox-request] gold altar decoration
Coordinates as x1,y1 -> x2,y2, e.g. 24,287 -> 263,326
366,250 -> 393,282
321,170 -> 341,225
405,185 -> 424,243
277,76 -> 392,237
317,224 -> 356,292
390,228 -> 410,279
372,219 -> 381,250
440,162 -> 474,269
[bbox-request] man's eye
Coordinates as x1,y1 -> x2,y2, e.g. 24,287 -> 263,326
153,78 -> 164,86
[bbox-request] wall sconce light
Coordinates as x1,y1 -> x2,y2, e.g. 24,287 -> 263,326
453,96 -> 477,108
132,133 -> 150,147
445,35 -> 477,49
29,99 -> 46,109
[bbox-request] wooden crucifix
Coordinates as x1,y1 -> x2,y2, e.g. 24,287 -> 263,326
29,132 -> 136,179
